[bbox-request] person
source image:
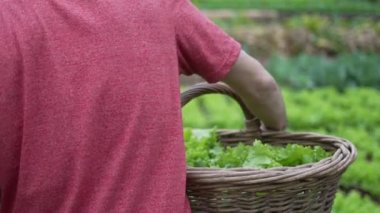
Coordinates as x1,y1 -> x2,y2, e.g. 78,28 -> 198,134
0,0 -> 286,212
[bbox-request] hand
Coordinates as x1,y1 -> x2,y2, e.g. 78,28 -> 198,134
260,121 -> 286,132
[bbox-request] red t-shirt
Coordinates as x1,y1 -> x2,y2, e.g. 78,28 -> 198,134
0,0 -> 240,212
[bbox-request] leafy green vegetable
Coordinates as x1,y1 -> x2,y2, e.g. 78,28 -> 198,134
184,129 -> 331,169
333,191 -> 380,213
267,53 -> 380,90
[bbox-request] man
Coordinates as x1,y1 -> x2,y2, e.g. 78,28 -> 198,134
0,0 -> 286,212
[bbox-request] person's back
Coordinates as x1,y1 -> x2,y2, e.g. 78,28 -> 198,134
1,0 -> 287,212
0,0 -> 246,212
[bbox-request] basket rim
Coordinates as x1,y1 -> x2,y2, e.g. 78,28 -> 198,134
182,83 -> 357,185
186,129 -> 357,184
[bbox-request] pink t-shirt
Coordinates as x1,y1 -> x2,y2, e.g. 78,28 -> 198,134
0,0 -> 240,212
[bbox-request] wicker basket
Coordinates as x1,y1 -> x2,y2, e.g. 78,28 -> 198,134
181,83 -> 357,213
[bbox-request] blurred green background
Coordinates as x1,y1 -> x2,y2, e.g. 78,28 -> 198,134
181,1 -> 380,212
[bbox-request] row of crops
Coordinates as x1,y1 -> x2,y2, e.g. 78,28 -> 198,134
267,53 -> 380,90
215,15 -> 380,58
193,0 -> 380,14
181,87 -> 380,212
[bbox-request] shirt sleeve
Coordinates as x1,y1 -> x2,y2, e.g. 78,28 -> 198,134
174,0 -> 241,83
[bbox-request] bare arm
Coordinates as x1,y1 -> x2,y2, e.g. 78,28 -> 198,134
222,51 -> 287,131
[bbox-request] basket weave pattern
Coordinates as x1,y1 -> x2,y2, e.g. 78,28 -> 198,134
181,83 -> 357,213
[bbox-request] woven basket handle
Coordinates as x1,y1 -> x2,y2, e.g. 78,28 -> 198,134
181,83 -> 261,136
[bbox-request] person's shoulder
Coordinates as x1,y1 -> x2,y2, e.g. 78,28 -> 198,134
0,0 -> 26,28
163,0 -> 186,12
134,0 -> 185,21
0,0 -> 10,7
0,1 -> 11,43
0,0 -> 10,16
0,0 -> 25,58
0,0 -> 41,39
0,0 -> 21,13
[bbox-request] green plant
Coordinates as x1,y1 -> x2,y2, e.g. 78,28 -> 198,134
332,191 -> 380,213
194,0 -> 380,14
266,53 -> 380,90
184,129 -> 331,168
213,16 -> 380,57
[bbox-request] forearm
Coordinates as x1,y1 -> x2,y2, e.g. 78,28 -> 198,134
222,51 -> 287,131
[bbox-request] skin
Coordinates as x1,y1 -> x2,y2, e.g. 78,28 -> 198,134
222,50 -> 287,131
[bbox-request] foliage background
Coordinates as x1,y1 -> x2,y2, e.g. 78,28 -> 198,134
181,1 -> 380,212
